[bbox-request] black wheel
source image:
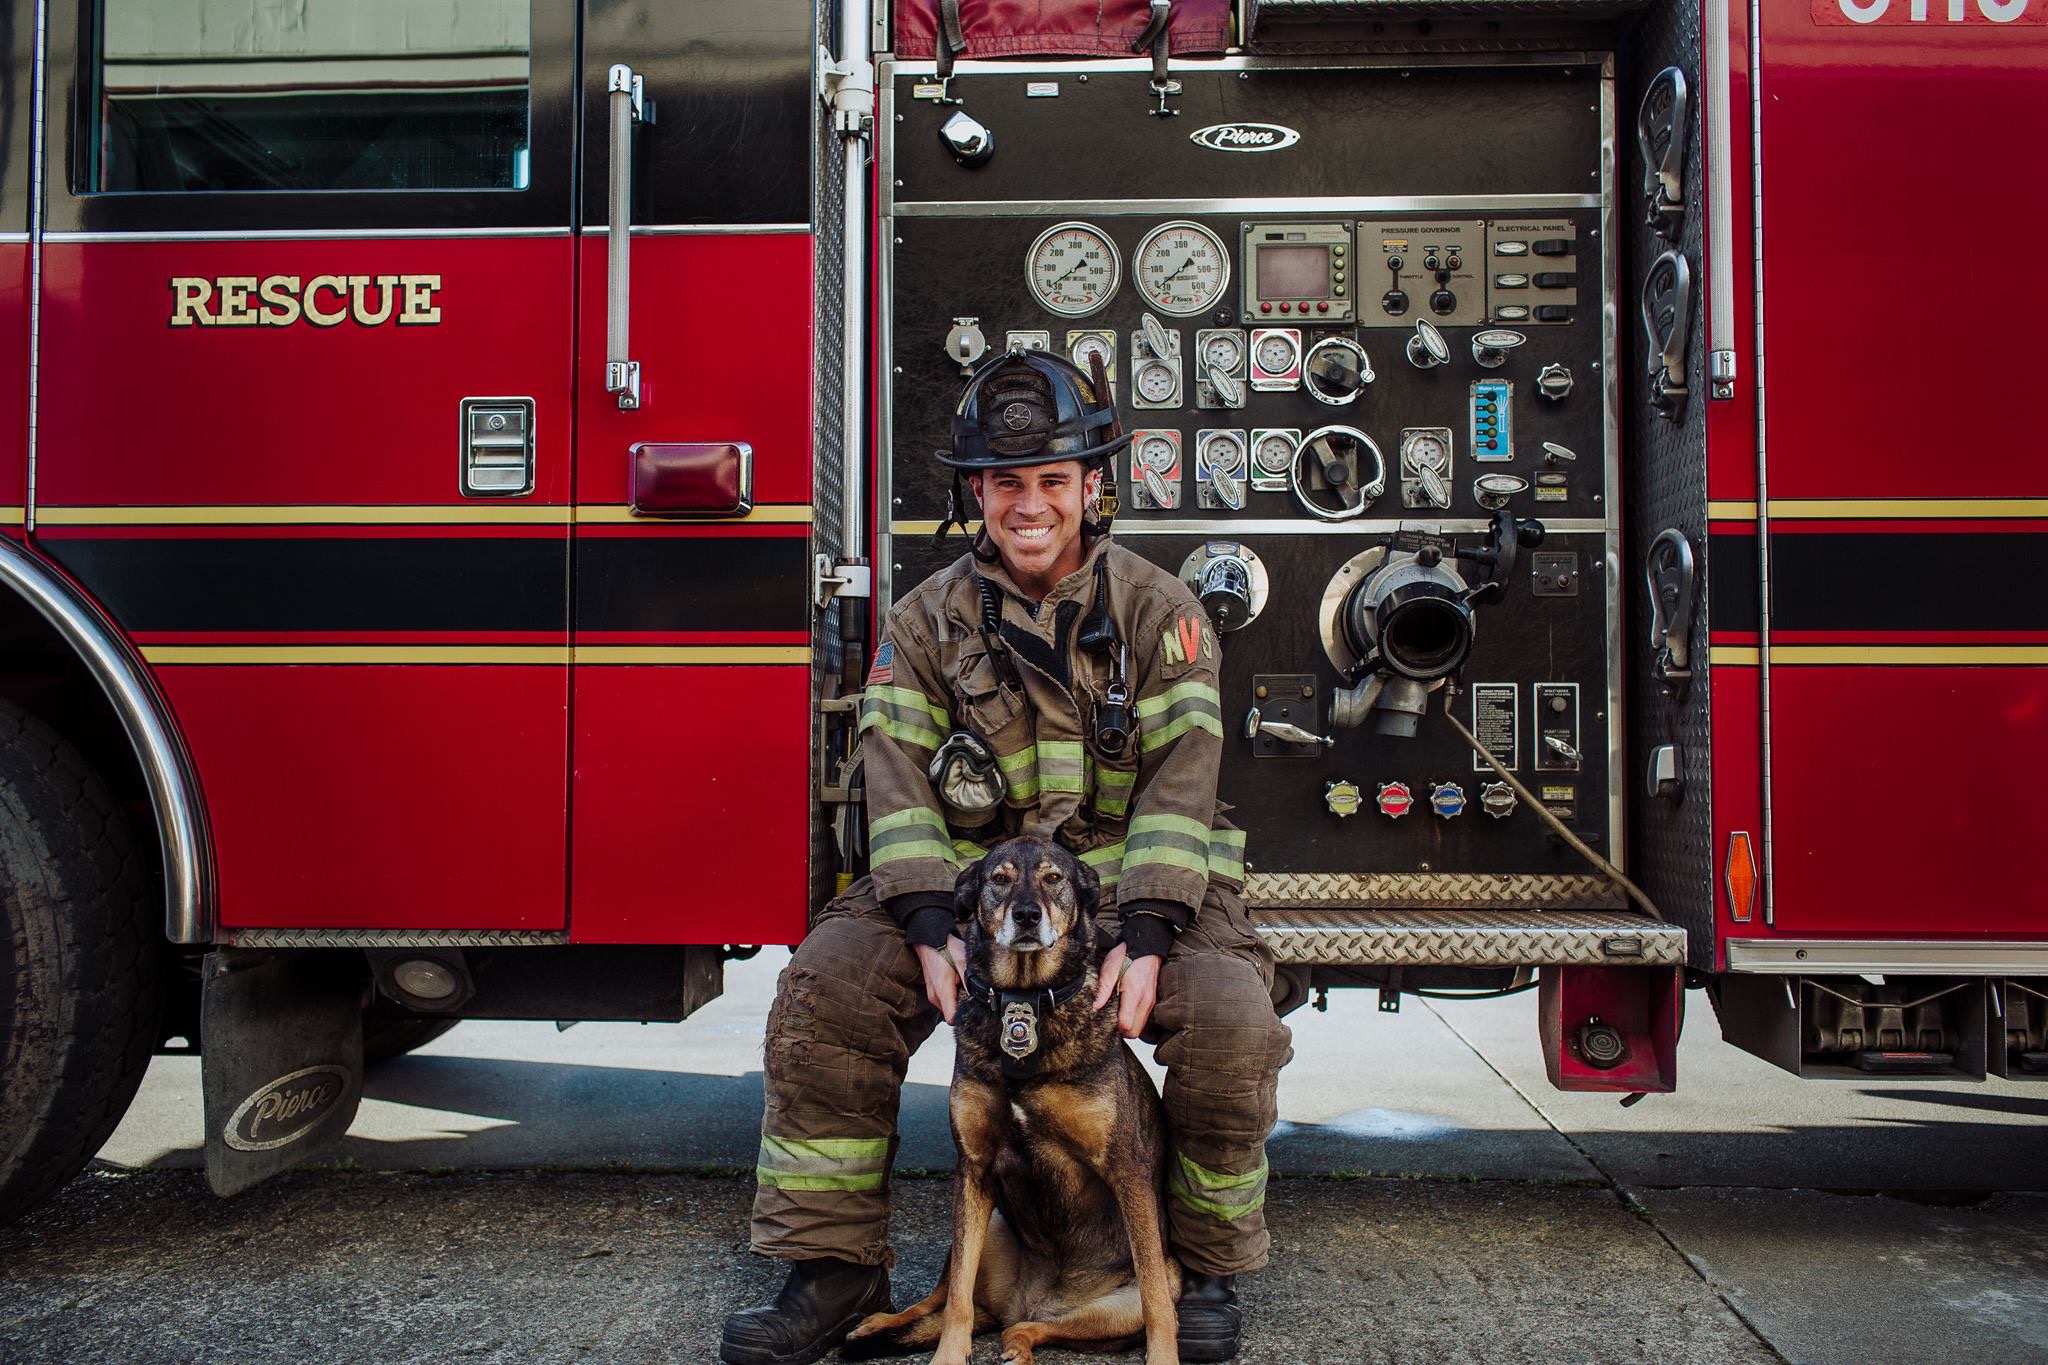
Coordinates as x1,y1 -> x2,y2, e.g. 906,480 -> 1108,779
362,1014 -> 458,1064
0,699 -> 163,1226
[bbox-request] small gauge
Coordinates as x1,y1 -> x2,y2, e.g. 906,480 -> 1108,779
1135,433 -> 1178,472
1026,222 -> 1121,318
1202,331 -> 1245,372
1134,220 -> 1231,317
1068,330 -> 1115,375
1135,360 -> 1179,405
1405,431 -> 1449,469
1256,332 -> 1298,374
1473,473 -> 1530,509
1200,431 -> 1247,474
1254,430 -> 1298,476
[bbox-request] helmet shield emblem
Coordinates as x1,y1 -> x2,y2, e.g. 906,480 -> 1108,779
1002,402 -> 1034,432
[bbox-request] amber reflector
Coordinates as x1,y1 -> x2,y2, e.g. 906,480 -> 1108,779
1725,831 -> 1758,922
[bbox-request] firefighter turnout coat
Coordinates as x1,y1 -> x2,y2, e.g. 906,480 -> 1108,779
750,532 -> 1294,1276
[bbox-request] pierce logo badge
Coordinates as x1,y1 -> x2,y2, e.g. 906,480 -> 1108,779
1189,123 -> 1301,153
223,1064 -> 350,1152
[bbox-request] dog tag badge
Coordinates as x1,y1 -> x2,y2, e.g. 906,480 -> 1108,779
1000,1001 -> 1041,1063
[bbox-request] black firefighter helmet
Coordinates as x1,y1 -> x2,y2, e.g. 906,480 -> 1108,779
941,348 -> 1130,471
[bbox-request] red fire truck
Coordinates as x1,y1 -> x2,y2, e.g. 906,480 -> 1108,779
1,0 -> 2041,1223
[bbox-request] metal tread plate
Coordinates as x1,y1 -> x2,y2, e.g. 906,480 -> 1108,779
226,929 -> 570,949
1252,907 -> 1685,965
1245,871 -> 1627,909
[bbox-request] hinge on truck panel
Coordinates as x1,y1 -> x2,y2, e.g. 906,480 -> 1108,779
818,47 -> 876,137
815,555 -> 873,609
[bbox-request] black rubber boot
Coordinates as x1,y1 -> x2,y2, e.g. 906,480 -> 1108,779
1176,1271 -> 1242,1361
719,1256 -> 893,1365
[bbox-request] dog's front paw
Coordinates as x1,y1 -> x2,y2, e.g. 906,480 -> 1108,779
845,1312 -> 888,1341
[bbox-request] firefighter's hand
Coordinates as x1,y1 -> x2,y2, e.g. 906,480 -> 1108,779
1093,944 -> 1162,1039
914,935 -> 968,1024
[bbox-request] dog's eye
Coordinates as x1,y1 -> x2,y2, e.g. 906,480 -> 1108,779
1041,869 -> 1063,884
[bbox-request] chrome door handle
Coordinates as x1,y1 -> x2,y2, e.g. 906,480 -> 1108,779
605,63 -> 652,410
460,398 -> 536,497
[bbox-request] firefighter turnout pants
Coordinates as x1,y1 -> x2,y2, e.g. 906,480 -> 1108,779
749,876 -> 1294,1276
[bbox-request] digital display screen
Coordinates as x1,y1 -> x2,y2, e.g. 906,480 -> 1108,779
1257,245 -> 1329,300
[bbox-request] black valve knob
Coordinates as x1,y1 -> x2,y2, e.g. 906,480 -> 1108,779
1429,289 -> 1456,315
1382,289 -> 1409,316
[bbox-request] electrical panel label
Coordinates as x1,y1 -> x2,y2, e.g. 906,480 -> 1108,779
1534,682 -> 1581,771
1471,683 -> 1518,772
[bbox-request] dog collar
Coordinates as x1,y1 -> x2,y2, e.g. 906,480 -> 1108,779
963,970 -> 1090,1081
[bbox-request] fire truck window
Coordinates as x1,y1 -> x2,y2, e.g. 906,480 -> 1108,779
91,0 -> 531,193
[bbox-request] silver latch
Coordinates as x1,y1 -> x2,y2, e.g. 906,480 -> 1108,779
459,397 -> 535,497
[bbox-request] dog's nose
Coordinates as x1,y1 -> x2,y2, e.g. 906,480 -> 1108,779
1012,903 -> 1042,930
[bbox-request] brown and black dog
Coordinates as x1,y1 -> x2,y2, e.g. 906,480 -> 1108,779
846,836 -> 1181,1365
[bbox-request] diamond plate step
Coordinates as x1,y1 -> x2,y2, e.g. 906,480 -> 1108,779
1251,908 -> 1686,966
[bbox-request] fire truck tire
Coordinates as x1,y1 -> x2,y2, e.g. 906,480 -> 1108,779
361,1015 -> 458,1064
0,699 -> 163,1228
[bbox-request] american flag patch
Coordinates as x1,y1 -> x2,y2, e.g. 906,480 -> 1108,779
866,641 -> 894,684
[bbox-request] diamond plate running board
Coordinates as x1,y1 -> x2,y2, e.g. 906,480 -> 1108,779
1252,909 -> 1686,966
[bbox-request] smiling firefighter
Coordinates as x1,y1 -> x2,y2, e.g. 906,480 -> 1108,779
720,350 -> 1294,1365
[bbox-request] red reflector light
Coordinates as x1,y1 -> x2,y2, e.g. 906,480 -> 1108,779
1725,831 -> 1757,922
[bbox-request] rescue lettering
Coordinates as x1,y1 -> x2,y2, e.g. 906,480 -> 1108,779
169,274 -> 444,328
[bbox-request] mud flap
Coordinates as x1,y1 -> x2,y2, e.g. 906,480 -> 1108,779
201,949 -> 369,1197
1538,965 -> 1683,1093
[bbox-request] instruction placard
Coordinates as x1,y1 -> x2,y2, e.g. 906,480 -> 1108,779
1471,683 -> 1519,772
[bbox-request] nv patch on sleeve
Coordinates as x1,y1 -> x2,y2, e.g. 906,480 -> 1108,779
1158,611 -> 1216,677
867,640 -> 895,685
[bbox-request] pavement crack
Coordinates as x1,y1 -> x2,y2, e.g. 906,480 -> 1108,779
1420,998 -> 1791,1364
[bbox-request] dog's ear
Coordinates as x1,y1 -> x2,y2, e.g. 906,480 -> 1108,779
1071,853 -> 1102,918
954,857 -> 987,924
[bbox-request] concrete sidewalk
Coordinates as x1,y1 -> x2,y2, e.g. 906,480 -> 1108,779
2,1169 -> 1774,1364
11,951 -> 2044,1364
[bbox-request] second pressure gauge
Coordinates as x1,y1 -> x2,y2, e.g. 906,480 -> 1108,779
1134,221 -> 1231,317
1026,222 -> 1121,318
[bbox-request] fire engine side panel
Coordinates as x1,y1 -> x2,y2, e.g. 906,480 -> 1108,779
567,0 -> 818,945
1702,0 -> 1766,969
1,12 -> 28,544
1751,0 -> 2048,937
566,236 -> 816,944
1,245 -> 23,541
147,664 -> 568,930
30,2 -> 581,933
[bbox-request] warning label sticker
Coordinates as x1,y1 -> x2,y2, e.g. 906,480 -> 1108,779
1472,683 -> 1518,772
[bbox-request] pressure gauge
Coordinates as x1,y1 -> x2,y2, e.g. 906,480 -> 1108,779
1201,330 -> 1246,372
1399,427 -> 1455,510
1256,332 -> 1298,375
1404,430 -> 1449,469
1197,430 -> 1248,511
1133,221 -> 1231,317
1130,430 -> 1182,510
1199,430 -> 1247,475
1134,358 -> 1179,406
1136,432 -> 1178,473
1067,330 -> 1116,381
1253,430 -> 1298,478
1026,222 -> 1121,318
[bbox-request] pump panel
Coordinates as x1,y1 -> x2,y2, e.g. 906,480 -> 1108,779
881,59 -> 1620,909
